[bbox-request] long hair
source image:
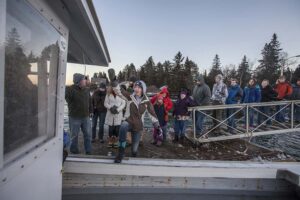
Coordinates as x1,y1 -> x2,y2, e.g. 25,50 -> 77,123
106,86 -> 116,96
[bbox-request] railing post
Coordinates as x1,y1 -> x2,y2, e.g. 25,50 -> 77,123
193,109 -> 196,139
246,105 -> 249,134
291,101 -> 294,129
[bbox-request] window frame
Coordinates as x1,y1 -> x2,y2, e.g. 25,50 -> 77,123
0,0 -> 7,169
0,0 -> 69,169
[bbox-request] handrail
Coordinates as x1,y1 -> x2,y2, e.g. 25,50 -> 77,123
186,100 -> 300,143
188,100 -> 300,111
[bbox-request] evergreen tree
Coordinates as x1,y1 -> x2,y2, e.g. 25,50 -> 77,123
163,60 -> 172,89
257,33 -> 282,83
207,54 -> 222,87
117,71 -> 125,82
184,57 -> 197,91
292,65 -> 300,84
156,62 -> 165,87
140,56 -> 156,85
172,51 -> 185,91
237,55 -> 251,88
222,64 -> 238,85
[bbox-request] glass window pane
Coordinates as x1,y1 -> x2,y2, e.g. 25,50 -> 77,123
4,0 -> 61,156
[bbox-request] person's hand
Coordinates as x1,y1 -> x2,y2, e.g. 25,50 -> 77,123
89,113 -> 94,118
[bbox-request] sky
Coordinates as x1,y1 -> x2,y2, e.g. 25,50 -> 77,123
66,0 -> 300,85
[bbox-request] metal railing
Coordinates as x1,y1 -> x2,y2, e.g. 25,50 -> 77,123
188,100 -> 300,143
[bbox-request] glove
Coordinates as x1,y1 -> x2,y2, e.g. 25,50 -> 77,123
110,105 -> 119,114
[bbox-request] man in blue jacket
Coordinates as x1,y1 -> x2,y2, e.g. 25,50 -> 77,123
241,78 -> 261,128
226,78 -> 243,133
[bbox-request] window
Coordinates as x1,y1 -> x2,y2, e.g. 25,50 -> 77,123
4,0 -> 61,159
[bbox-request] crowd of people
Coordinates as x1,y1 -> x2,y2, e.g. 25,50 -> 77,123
65,72 -> 300,163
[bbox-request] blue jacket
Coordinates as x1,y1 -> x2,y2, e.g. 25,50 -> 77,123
242,85 -> 261,103
292,84 -> 300,100
226,85 -> 243,104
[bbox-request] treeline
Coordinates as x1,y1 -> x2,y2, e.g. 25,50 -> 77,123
94,33 -> 300,92
117,52 -> 199,93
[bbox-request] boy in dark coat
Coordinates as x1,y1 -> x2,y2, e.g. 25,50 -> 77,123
257,79 -> 277,126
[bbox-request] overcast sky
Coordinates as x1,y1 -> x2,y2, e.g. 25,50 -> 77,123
66,0 -> 300,84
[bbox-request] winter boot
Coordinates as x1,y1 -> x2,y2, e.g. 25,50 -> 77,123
114,146 -> 125,163
113,136 -> 119,148
179,135 -> 185,145
172,135 -> 179,143
107,137 -> 113,148
131,152 -> 137,157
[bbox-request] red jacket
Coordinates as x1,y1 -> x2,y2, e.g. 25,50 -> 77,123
274,82 -> 293,100
150,86 -> 173,121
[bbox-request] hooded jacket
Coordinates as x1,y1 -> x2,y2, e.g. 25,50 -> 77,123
241,84 -> 261,103
150,86 -> 173,121
226,84 -> 243,104
192,75 -> 211,106
65,85 -> 92,118
173,92 -> 196,117
275,81 -> 293,100
113,80 -> 159,132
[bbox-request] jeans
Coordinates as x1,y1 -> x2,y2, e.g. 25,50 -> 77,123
195,111 -> 205,135
227,108 -> 236,130
275,105 -> 285,122
69,117 -> 91,154
161,125 -> 167,141
92,111 -> 106,140
174,119 -> 187,137
257,106 -> 272,125
244,108 -> 255,127
212,100 -> 223,129
295,104 -> 300,122
109,125 -> 120,137
118,121 -> 141,154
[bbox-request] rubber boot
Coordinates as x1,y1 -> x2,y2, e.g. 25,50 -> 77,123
114,146 -> 125,163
